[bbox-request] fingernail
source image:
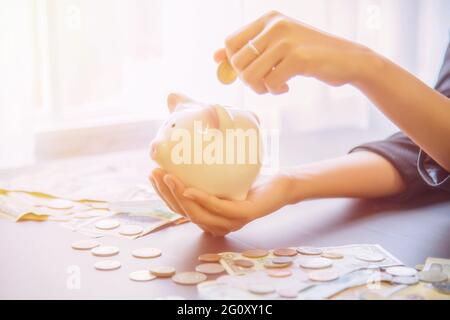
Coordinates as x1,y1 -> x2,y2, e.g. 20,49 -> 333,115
183,191 -> 195,200
164,177 -> 175,190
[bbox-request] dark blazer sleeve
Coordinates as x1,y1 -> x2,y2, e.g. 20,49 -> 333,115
349,42 -> 450,201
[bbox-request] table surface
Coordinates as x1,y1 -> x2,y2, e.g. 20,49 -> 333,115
1,130 -> 449,299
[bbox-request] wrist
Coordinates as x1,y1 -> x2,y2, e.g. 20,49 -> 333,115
278,168 -> 318,205
350,46 -> 388,88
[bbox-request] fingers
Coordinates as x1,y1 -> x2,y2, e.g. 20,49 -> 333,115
167,93 -> 194,113
214,48 -> 227,63
264,55 -> 298,94
151,169 -> 185,215
182,188 -> 250,220
164,175 -> 233,231
225,10 -> 280,58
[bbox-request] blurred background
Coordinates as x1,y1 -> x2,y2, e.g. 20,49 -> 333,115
0,0 -> 449,169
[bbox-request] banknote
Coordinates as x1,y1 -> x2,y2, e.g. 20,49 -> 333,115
423,257 -> 450,276
220,244 -> 402,277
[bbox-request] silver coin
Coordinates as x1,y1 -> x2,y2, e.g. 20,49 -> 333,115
308,270 -> 339,282
355,253 -> 385,262
386,266 -> 417,277
71,239 -> 100,250
248,284 -> 275,295
296,247 -> 322,255
118,224 -> 143,236
432,281 -> 450,295
298,257 -> 333,269
272,257 -> 293,264
94,260 -> 121,271
418,270 -> 448,283
129,270 -> 157,282
95,219 -> 120,230
391,275 -> 419,286
91,245 -> 120,257
277,287 -> 298,299
132,247 -> 162,259
321,251 -> 344,259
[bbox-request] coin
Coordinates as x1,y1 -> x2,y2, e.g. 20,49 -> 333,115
132,247 -> 162,259
118,224 -> 143,236
266,269 -> 292,278
432,281 -> 450,295
95,219 -> 120,230
242,249 -> 269,259
149,266 -> 176,278
321,251 -> 343,259
277,287 -> 298,299
217,59 -> 237,85
172,272 -> 207,285
264,259 -> 291,269
308,270 -> 339,282
298,258 -> 333,269
195,263 -> 225,275
415,264 -> 424,271
129,270 -> 157,282
296,247 -> 322,255
355,253 -> 385,262
233,259 -> 254,268
94,260 -> 121,271
198,253 -> 221,263
273,248 -> 297,257
43,199 -> 74,210
272,257 -> 293,265
248,284 -> 275,295
386,266 -> 417,277
391,276 -> 419,286
71,239 -> 100,250
91,245 -> 119,257
418,270 -> 448,283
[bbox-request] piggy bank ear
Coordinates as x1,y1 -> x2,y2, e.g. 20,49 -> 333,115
167,93 -> 195,113
249,111 -> 260,125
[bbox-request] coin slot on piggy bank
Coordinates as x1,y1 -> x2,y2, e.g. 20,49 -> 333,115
150,94 -> 263,201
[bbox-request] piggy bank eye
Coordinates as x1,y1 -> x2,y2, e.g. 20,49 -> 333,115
171,123 -> 176,128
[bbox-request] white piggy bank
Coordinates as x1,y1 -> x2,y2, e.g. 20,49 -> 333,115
150,94 -> 263,201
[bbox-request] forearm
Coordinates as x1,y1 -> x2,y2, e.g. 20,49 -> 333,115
284,151 -> 406,203
353,51 -> 450,171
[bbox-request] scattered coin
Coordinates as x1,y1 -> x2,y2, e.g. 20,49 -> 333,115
432,281 -> 450,295
355,253 -> 385,262
308,270 -> 339,282
266,269 -> 292,278
418,270 -> 448,283
415,264 -> 424,271
91,245 -> 120,257
298,258 -> 333,269
43,199 -> 74,210
94,260 -> 121,271
95,219 -> 120,230
248,284 -> 275,295
71,239 -> 100,250
242,249 -> 269,259
233,259 -> 254,268
321,251 -> 344,259
386,266 -> 418,277
391,276 -> 419,286
149,266 -> 176,278
195,263 -> 225,275
296,247 -> 322,255
129,270 -> 156,282
277,287 -> 298,299
132,247 -> 162,259
172,272 -> 207,285
217,59 -> 237,85
273,248 -> 297,257
118,224 -> 143,236
272,257 -> 293,265
198,253 -> 221,263
264,259 -> 291,269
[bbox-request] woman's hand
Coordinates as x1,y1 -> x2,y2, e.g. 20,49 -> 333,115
149,168 -> 292,236
214,10 -> 373,95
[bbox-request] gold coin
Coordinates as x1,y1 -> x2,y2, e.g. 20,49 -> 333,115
321,251 -> 344,259
264,259 -> 291,269
242,249 -> 269,259
233,259 -> 254,268
149,266 -> 176,278
273,248 -> 297,257
217,59 -> 237,85
198,253 -> 221,263
172,272 -> 207,285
